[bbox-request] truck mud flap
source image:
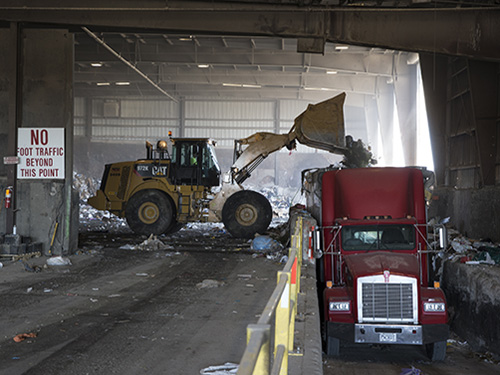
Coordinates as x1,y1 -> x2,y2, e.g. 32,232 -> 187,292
422,324 -> 449,344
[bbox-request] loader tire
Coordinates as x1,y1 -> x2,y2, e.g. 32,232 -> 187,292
125,190 -> 174,235
165,221 -> 184,235
222,190 -> 272,239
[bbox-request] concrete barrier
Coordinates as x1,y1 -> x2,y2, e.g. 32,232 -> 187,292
443,260 -> 500,355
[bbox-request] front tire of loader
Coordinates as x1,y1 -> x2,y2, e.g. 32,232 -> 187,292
125,190 -> 174,235
221,190 -> 272,239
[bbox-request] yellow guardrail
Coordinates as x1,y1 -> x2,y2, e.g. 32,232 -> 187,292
237,217 -> 304,375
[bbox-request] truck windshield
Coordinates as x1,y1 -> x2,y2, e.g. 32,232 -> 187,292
341,225 -> 415,251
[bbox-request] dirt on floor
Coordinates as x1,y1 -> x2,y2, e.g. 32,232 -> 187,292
0,225 -> 284,375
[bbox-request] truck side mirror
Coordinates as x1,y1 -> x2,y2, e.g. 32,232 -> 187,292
435,224 -> 448,250
311,226 -> 323,259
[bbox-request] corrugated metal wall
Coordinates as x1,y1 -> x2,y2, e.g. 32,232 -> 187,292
74,96 -> 352,153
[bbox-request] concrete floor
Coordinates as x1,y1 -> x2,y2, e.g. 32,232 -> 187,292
0,230 -> 281,374
323,332 -> 500,375
2,226 -> 499,375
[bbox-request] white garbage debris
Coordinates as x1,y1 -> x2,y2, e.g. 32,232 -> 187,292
196,279 -> 225,289
200,362 -> 238,375
450,237 -> 473,253
119,244 -> 136,250
46,256 -> 72,266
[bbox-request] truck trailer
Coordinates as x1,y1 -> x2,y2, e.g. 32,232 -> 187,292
306,167 -> 448,361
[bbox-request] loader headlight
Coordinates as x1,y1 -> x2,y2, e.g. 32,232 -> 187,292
424,302 -> 445,312
157,140 -> 168,151
329,301 -> 350,312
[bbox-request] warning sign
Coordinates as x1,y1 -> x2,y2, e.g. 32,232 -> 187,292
17,128 -> 65,180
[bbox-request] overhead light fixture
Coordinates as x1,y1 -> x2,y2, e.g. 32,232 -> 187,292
96,82 -> 110,86
335,45 -> 349,51
326,70 -> 338,75
179,36 -> 193,41
197,64 -> 210,68
304,87 -> 335,91
115,81 -> 130,86
222,83 -> 261,88
91,62 -> 103,67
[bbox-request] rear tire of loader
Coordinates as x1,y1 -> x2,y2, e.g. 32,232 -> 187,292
125,190 -> 174,235
221,190 -> 272,239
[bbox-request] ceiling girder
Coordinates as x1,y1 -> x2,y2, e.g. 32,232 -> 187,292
0,3 -> 499,61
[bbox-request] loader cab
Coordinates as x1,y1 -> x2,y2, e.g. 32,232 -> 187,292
170,138 -> 221,187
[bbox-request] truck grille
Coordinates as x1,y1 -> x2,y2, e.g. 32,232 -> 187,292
358,276 -> 417,323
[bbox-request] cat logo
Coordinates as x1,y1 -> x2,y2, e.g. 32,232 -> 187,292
152,165 -> 168,176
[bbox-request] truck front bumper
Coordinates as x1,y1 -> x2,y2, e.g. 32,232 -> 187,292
327,322 -> 449,345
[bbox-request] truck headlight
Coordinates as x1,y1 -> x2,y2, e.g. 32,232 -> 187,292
424,302 -> 445,312
329,301 -> 350,311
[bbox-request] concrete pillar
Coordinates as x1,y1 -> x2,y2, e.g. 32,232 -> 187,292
0,25 -> 76,255
394,53 -> 418,166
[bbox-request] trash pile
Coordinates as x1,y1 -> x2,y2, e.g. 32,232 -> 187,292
445,228 -> 500,266
251,185 -> 304,221
74,171 -> 130,233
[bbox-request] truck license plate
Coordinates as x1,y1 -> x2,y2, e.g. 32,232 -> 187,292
379,333 -> 397,342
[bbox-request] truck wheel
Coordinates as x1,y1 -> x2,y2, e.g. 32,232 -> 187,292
326,337 -> 340,356
426,340 -> 447,361
125,190 -> 173,235
222,190 -> 272,238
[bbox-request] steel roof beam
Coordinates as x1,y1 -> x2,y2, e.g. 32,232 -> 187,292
0,4 -> 499,60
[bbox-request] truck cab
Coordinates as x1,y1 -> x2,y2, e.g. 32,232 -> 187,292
316,167 -> 448,361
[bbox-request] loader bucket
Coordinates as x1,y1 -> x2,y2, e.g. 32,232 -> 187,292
291,92 -> 346,154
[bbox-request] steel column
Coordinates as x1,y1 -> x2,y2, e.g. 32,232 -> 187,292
468,60 -> 498,186
420,53 -> 448,186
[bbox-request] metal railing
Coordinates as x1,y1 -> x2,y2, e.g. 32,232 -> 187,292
237,217 -> 304,375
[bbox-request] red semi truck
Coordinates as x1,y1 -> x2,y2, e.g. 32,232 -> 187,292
311,167 -> 448,361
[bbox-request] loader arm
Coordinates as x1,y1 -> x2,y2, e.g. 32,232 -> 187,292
230,92 -> 347,184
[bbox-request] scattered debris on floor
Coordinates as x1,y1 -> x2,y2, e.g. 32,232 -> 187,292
200,362 -> 238,375
46,256 -> 72,266
400,366 -> 422,375
196,279 -> 225,289
119,234 -> 174,252
13,332 -> 37,343
251,235 -> 283,252
21,261 -> 42,273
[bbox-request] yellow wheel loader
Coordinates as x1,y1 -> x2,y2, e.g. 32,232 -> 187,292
88,93 -> 347,238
